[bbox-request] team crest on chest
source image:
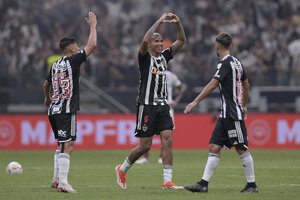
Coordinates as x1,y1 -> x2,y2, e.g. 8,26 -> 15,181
152,56 -> 166,75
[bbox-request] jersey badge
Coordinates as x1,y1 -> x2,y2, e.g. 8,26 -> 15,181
152,66 -> 157,74
142,124 -> 148,132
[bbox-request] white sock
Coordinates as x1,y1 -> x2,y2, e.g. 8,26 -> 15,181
240,152 -> 255,182
58,153 -> 70,184
120,157 -> 133,173
163,165 -> 173,184
202,153 -> 220,182
53,150 -> 59,180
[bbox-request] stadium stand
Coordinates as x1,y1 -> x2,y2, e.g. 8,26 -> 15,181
0,0 -> 299,113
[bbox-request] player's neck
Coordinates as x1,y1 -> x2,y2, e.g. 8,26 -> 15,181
64,53 -> 73,57
219,51 -> 230,60
149,50 -> 160,58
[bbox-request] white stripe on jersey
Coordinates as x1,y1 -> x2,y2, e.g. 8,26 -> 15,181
219,84 -> 227,118
66,60 -> 73,113
153,72 -> 159,106
230,58 -> 242,120
145,59 -> 153,105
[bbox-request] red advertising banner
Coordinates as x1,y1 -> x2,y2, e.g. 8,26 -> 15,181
0,114 -> 299,150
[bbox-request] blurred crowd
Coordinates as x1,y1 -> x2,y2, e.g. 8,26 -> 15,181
0,0 -> 299,100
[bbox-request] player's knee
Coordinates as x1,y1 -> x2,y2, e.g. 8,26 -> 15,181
165,137 -> 173,145
161,131 -> 173,142
162,137 -> 173,149
141,144 -> 151,153
140,140 -> 152,151
235,146 -> 248,155
209,143 -> 221,154
63,141 -> 74,155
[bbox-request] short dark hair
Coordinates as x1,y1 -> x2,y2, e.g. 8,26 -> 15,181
216,33 -> 232,49
59,37 -> 77,51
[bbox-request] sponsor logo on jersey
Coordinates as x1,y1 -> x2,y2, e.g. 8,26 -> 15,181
52,61 -> 68,71
52,105 -> 62,113
152,66 -> 157,74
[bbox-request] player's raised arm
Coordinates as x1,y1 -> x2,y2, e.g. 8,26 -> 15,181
84,12 -> 97,57
139,13 -> 169,55
169,13 -> 186,56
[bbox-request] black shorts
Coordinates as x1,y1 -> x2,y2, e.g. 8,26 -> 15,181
48,112 -> 77,143
134,104 -> 174,138
210,118 -> 248,149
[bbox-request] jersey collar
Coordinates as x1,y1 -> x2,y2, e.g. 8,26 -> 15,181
221,54 -> 230,61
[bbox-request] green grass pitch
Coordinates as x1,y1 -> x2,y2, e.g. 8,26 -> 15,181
1,149 -> 299,200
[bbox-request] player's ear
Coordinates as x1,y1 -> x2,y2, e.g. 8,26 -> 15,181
69,46 -> 76,54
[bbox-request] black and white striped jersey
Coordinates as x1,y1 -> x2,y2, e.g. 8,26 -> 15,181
213,55 -> 247,121
46,49 -> 86,115
137,48 -> 173,105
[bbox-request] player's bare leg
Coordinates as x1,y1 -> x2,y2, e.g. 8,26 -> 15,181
160,130 -> 173,165
160,130 -> 182,189
116,137 -> 152,189
127,137 -> 152,163
136,150 -> 150,164
57,141 -> 77,193
157,147 -> 163,163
